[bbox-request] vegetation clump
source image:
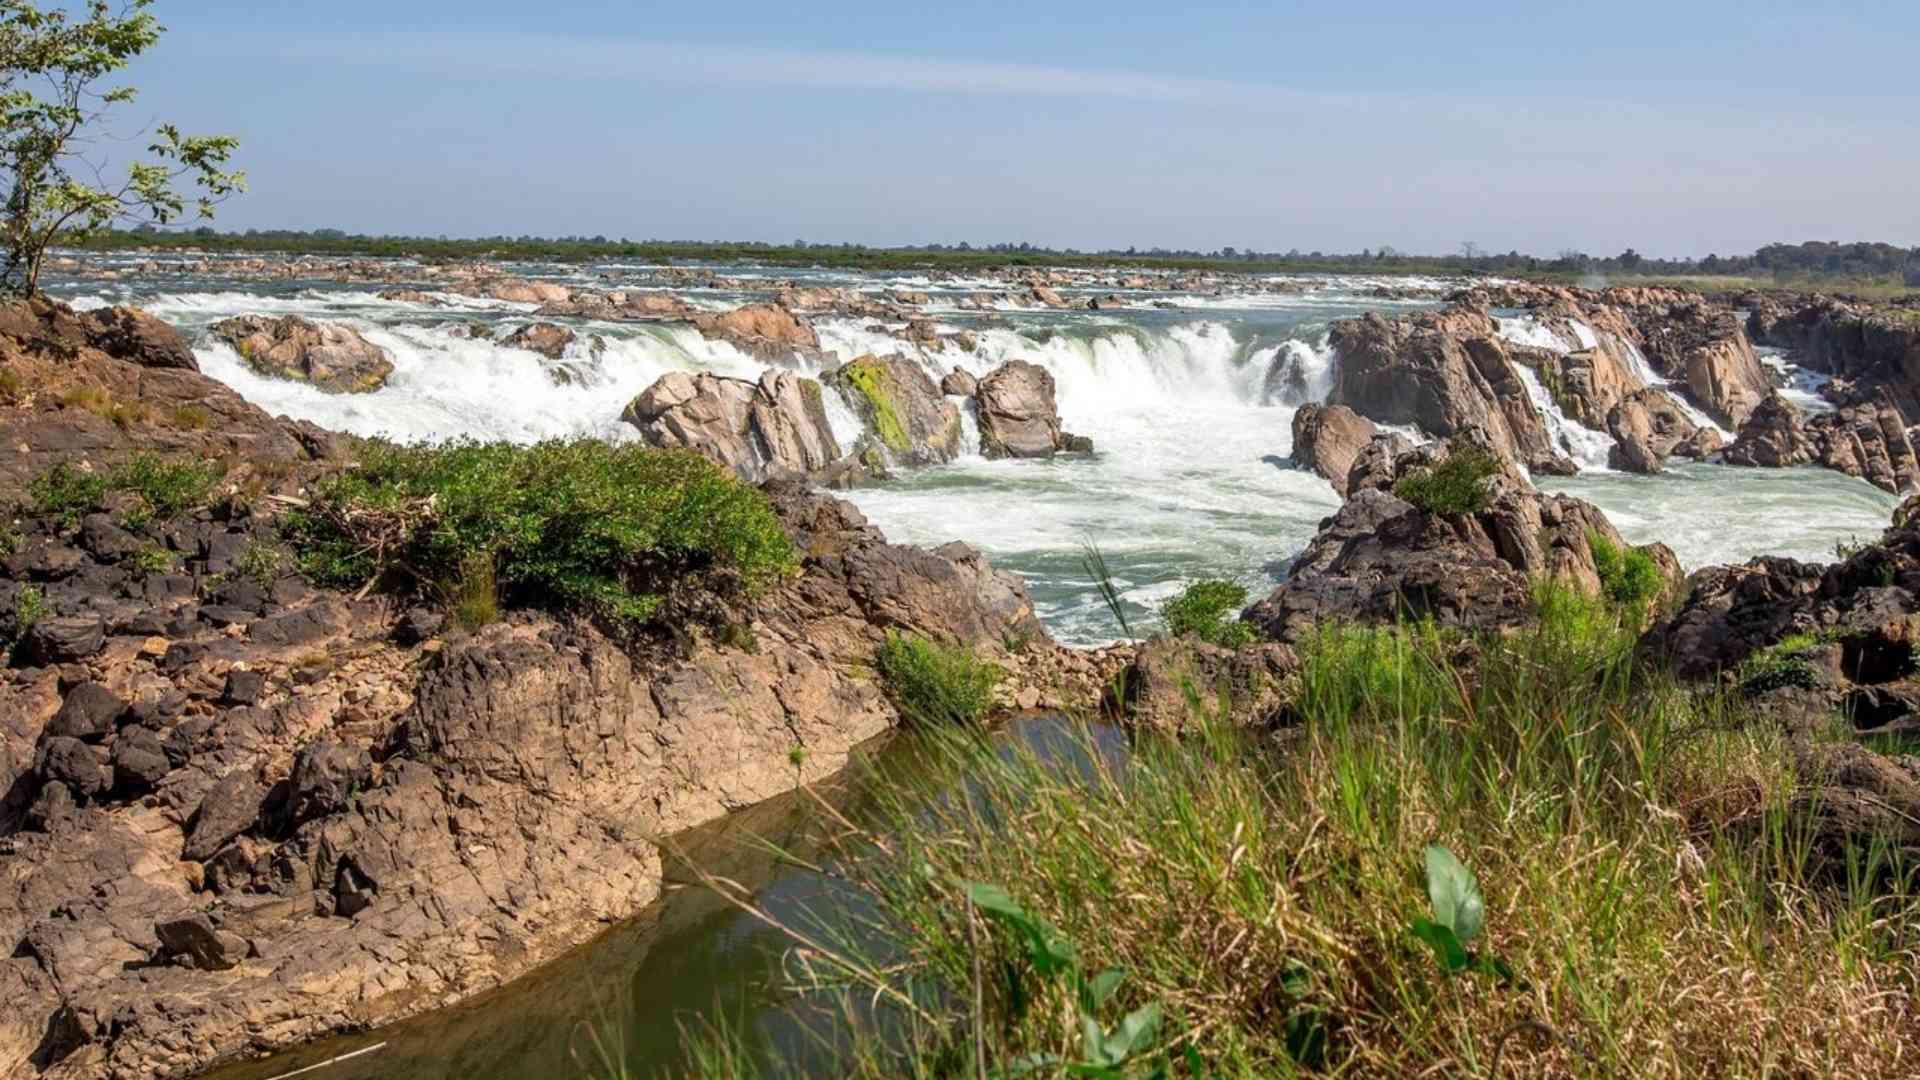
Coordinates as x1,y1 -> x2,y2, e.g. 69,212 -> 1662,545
281,439 -> 796,634
874,631 -> 1001,726
27,455 -> 219,526
1588,530 -> 1665,622
1158,578 -> 1258,647
670,584 -> 1920,1078
1393,447 -> 1500,515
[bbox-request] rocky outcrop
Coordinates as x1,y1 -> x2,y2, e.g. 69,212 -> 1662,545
1748,296 -> 1920,423
691,302 -> 823,363
1327,308 -> 1576,475
825,354 -> 964,465
1724,391 -> 1920,494
940,368 -> 978,397
1605,388 -> 1721,473
622,370 -> 850,486
211,315 -> 395,394
1290,403 -> 1377,495
483,278 -> 572,306
1113,637 -> 1298,733
1246,434 -> 1681,644
974,360 -> 1091,459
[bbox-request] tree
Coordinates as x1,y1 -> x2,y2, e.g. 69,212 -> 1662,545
0,1 -> 242,295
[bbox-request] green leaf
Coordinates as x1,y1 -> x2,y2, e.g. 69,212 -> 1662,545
1085,968 -> 1126,1008
1423,844 -> 1485,943
1102,1002 -> 1162,1062
1409,917 -> 1470,972
965,879 -> 1078,977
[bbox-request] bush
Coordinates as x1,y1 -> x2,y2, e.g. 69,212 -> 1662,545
27,455 -> 220,526
875,631 -> 1001,726
1159,579 -> 1258,647
281,439 -> 797,633
1393,447 -> 1501,515
1589,531 -> 1663,618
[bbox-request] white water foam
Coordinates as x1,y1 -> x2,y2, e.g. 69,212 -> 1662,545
1512,363 -> 1616,469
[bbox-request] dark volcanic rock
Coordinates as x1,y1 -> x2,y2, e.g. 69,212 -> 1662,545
47,683 -> 126,741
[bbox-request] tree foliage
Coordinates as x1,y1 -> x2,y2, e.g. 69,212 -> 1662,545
0,0 -> 242,294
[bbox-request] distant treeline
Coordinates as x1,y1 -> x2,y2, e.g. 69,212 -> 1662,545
64,228 -> 1920,282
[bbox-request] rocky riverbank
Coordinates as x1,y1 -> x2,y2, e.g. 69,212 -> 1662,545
0,298 -> 1121,1079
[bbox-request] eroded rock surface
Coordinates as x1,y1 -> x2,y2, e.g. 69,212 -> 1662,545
1290,403 -> 1378,495
1724,391 -> 1920,494
825,353 -> 964,465
974,359 -> 1091,459
623,369 -> 849,485
211,314 -> 395,394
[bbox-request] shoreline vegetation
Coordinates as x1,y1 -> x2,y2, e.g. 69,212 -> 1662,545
59,229 -> 1920,298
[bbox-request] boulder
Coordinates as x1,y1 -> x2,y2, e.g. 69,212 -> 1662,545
1115,638 -> 1298,733
182,771 -> 266,863
80,306 -> 198,371
623,369 -> 847,484
691,302 -> 823,362
27,614 -> 104,663
825,354 -> 964,465
1723,393 -> 1815,467
1605,389 -> 1718,474
211,315 -> 395,394
486,279 -> 572,305
1291,403 -> 1377,495
1246,435 -> 1680,644
111,728 -> 170,792
34,735 -> 108,801
1724,391 -> 1920,494
47,682 -> 126,742
974,360 -> 1088,459
288,739 -> 373,824
501,322 -> 575,360
941,368 -> 978,397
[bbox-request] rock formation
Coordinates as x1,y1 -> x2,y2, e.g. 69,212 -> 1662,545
501,321 -> 576,360
825,354 -> 964,466
1724,391 -> 1920,494
211,314 -> 395,394
974,360 -> 1091,459
1748,294 -> 1920,424
622,369 -> 850,485
1290,403 -> 1378,495
1245,434 -> 1681,644
691,302 -> 824,363
1605,388 -> 1721,473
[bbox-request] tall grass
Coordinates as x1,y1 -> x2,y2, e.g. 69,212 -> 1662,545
661,581 -> 1920,1078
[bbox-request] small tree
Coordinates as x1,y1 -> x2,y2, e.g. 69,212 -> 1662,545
0,0 -> 242,295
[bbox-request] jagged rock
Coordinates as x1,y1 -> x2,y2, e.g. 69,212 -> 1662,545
27,614 -> 104,663
486,279 -> 572,305
182,772 -> 266,863
153,914 -> 249,971
825,354 -> 963,465
47,683 -> 126,742
287,740 -> 373,825
1328,308 -> 1574,475
81,306 -> 198,371
212,315 -> 395,394
1029,285 -> 1068,307
1724,391 -> 1920,494
974,360 -> 1088,459
1749,295 -> 1920,423
34,736 -> 108,801
1291,403 -> 1378,495
111,728 -> 170,793
501,321 -> 575,360
1605,389 -> 1718,473
623,369 -> 847,484
690,302 -> 822,362
941,368 -> 978,397
1247,435 -> 1680,644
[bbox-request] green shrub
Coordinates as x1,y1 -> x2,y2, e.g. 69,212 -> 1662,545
451,551 -> 500,629
1159,579 -> 1258,647
1589,531 -> 1663,618
27,455 -> 220,526
130,546 -> 175,576
280,439 -> 797,634
875,631 -> 1001,726
1393,447 -> 1500,515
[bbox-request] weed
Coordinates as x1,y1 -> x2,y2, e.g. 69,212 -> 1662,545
170,404 -> 211,430
1159,578 -> 1258,647
1078,538 -> 1133,639
875,631 -> 1001,726
129,546 -> 175,576
450,551 -> 499,629
1393,446 -> 1501,515
29,455 -> 219,527
0,367 -> 23,404
1589,530 -> 1664,621
232,542 -> 286,587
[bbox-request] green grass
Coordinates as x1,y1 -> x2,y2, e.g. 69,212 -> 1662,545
26,455 -> 221,527
664,583 -> 1920,1078
1392,447 -> 1500,516
1588,531 -> 1664,624
874,631 -> 1002,726
281,439 -> 796,635
1159,579 -> 1258,648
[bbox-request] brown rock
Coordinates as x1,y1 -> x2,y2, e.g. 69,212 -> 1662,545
825,354 -> 964,466
212,315 -> 395,394
623,369 -> 846,484
1291,403 -> 1377,495
501,321 -> 575,360
975,359 -> 1087,459
691,302 -> 823,362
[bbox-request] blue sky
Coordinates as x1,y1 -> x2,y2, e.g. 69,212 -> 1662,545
108,1 -> 1920,256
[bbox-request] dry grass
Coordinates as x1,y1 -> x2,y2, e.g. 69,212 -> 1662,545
664,587 -> 1920,1079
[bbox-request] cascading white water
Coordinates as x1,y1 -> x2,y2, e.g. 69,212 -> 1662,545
1512,364 -> 1616,469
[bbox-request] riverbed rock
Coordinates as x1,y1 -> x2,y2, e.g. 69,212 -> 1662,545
153,914 -> 250,972
1749,295 -> 1920,423
1605,388 -> 1718,473
1115,637 -> 1299,733
825,353 -> 964,465
80,306 -> 199,372
1724,391 -> 1920,494
975,359 -> 1088,459
623,369 -> 848,485
211,314 -> 396,394
1327,308 -> 1575,475
1290,403 -> 1378,495
1246,434 -> 1680,644
941,368 -> 978,397
691,302 -> 823,363
501,321 -> 575,360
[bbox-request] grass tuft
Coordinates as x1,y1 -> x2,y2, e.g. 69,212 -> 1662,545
1159,579 -> 1258,648
1393,446 -> 1500,516
875,631 -> 1001,726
